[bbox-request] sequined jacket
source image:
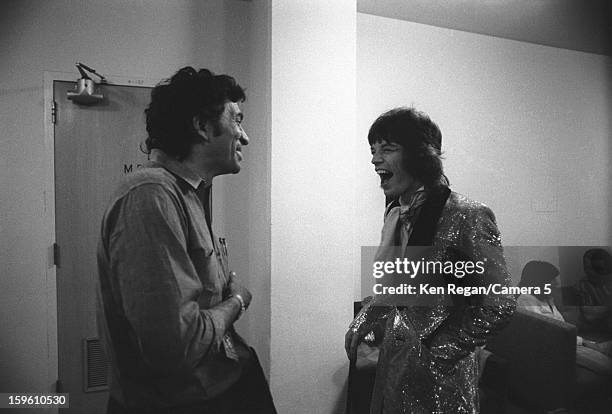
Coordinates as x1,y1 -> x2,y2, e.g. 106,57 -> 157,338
352,188 -> 516,414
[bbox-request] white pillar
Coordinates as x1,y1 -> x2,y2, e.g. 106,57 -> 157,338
270,1 -> 357,412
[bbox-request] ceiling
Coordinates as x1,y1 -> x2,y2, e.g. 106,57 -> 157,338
357,0 -> 612,56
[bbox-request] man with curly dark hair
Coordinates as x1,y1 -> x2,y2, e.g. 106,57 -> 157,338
97,67 -> 276,413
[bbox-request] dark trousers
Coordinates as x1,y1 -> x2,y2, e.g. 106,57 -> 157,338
108,349 -> 277,414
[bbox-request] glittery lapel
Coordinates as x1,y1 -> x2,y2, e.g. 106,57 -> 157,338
408,186 -> 451,246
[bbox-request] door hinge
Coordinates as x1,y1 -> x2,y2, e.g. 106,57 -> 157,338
53,243 -> 60,267
51,100 -> 57,124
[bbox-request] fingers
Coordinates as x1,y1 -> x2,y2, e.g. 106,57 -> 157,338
241,288 -> 253,308
345,328 -> 360,361
228,271 -> 237,282
227,272 -> 253,308
344,330 -> 352,357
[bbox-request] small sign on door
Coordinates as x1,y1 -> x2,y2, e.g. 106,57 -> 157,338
123,163 -> 144,174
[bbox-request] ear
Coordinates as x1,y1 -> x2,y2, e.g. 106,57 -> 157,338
192,116 -> 210,142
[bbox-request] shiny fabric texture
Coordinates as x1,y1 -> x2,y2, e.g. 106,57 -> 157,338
350,191 -> 516,413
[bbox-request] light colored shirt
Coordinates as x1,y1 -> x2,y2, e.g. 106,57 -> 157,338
517,294 -> 565,321
378,186 -> 427,251
397,186 -> 427,251
97,149 -> 249,409
518,294 -> 583,345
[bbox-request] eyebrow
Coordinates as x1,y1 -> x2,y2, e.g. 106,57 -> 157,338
376,141 -> 398,148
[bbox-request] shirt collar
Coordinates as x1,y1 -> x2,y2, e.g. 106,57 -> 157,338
148,149 -> 206,190
399,186 -> 426,208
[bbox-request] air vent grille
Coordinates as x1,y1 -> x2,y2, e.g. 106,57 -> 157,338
83,337 -> 109,392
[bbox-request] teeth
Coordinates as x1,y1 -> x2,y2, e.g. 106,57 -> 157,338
376,169 -> 392,180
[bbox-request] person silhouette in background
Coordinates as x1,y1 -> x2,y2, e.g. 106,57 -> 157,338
517,260 -> 612,372
516,261 -> 566,322
577,249 -> 612,333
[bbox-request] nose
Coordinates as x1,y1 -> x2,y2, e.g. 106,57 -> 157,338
239,126 -> 249,146
371,151 -> 381,165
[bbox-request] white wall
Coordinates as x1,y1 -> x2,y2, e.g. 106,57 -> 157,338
0,0 -> 266,395
270,1 -> 356,412
356,13 -> 612,296
214,0 -> 273,378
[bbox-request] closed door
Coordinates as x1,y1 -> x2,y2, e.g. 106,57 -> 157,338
54,80 -> 151,413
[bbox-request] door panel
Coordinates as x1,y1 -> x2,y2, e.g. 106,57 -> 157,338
54,81 -> 151,413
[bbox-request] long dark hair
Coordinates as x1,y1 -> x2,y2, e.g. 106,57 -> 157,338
519,261 -> 559,299
368,107 -> 449,190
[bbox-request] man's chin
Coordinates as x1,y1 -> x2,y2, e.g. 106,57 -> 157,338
218,163 -> 241,176
380,184 -> 389,195
382,187 -> 398,199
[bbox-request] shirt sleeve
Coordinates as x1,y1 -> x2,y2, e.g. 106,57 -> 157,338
105,183 -> 221,374
426,205 -> 516,364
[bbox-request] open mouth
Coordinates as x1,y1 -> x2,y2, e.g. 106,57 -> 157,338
376,169 -> 393,186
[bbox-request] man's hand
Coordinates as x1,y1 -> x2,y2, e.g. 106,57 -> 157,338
345,321 -> 375,362
227,271 -> 252,309
345,297 -> 385,362
209,271 -> 253,351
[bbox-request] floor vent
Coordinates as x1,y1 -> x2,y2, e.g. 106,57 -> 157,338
83,337 -> 109,392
